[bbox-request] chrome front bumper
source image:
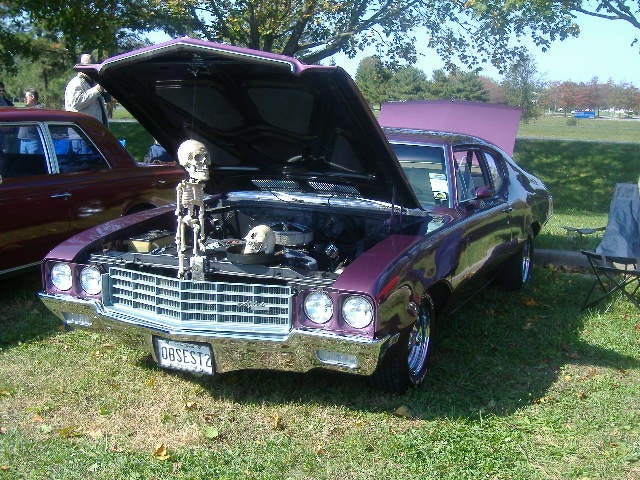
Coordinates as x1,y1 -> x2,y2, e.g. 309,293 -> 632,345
38,293 -> 395,376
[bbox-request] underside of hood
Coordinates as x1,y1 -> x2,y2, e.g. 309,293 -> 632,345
79,37 -> 419,209
378,100 -> 521,156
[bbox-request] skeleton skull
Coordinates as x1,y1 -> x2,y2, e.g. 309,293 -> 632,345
244,225 -> 276,255
177,139 -> 210,182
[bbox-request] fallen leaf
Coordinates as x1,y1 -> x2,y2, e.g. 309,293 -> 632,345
202,426 -> 219,440
271,414 -> 285,431
145,377 -> 157,387
184,401 -> 197,411
153,443 -> 171,461
58,425 -> 81,438
0,426 -> 5,435
201,413 -> 215,423
522,297 -> 537,307
577,391 -> 588,400
316,445 -> 325,455
31,414 -> 44,423
0,465 -> 8,471
394,405 -> 413,418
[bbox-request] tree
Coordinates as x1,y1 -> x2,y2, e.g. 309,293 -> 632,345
386,66 -> 428,101
0,0 -> 181,69
454,1 -> 640,68
502,55 -> 543,123
425,69 -> 489,102
158,0 -> 422,65
354,56 -> 392,110
479,76 -> 507,104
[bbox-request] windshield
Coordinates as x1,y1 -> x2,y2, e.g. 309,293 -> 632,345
392,143 -> 448,208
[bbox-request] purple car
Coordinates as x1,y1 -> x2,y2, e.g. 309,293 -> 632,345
0,108 -> 184,276
38,38 -> 552,392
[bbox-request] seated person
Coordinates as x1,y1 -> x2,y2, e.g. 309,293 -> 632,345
144,139 -> 172,164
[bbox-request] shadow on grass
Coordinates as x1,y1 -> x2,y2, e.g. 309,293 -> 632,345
174,267 -> 639,419
514,139 -> 637,214
0,270 -> 61,346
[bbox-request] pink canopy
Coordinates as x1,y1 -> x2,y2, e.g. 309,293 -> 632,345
378,100 -> 521,156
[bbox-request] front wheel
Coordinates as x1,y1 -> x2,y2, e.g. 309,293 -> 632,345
369,298 -> 434,393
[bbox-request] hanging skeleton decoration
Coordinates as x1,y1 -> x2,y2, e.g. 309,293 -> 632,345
175,139 -> 210,279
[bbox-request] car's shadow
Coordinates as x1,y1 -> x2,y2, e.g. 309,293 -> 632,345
169,268 -> 639,419
0,269 -> 61,346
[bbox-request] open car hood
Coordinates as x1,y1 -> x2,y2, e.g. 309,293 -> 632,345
378,100 -> 521,156
79,37 -> 420,209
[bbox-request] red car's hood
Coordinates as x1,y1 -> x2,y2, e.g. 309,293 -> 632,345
378,100 -> 521,156
78,37 -> 420,209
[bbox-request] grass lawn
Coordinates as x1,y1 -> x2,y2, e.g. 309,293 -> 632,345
0,113 -> 638,479
1,269 -> 638,479
518,115 -> 640,143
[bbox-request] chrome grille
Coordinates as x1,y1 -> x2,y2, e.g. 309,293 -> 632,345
105,267 -> 291,333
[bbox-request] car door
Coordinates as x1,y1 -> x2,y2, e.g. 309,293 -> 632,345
0,122 -> 72,272
450,146 -> 512,297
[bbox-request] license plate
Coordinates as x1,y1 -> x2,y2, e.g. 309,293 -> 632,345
155,338 -> 214,375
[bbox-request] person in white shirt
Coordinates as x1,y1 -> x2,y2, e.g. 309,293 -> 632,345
64,53 -> 108,126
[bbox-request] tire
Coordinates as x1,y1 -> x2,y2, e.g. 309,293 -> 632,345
369,298 -> 434,393
499,236 -> 533,290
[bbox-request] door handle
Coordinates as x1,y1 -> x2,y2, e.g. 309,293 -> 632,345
50,192 -> 72,199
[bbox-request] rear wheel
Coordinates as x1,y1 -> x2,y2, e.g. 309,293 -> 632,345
369,298 -> 434,393
499,236 -> 533,290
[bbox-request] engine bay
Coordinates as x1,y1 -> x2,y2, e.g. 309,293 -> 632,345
88,200 -> 416,285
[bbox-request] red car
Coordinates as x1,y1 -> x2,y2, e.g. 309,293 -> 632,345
0,108 -> 183,276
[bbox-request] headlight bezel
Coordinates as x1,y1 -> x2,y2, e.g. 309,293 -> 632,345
342,295 -> 374,329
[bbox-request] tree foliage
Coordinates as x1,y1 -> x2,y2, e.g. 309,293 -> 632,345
502,55 -> 543,123
425,69 -> 489,102
354,56 -> 392,110
157,0 -> 422,65
540,79 -> 640,114
355,58 -> 489,107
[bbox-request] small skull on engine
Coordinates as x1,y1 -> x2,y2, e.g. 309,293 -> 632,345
177,139 -> 210,182
244,225 -> 276,255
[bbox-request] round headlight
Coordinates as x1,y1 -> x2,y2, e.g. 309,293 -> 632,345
80,266 -> 102,295
304,291 -> 333,324
51,263 -> 72,291
342,295 -> 374,329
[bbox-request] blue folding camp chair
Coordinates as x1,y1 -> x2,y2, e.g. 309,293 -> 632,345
581,183 -> 640,311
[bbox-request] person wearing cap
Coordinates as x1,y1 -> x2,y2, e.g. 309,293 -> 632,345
64,53 -> 108,126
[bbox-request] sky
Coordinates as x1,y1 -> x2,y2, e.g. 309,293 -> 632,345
323,13 -> 640,86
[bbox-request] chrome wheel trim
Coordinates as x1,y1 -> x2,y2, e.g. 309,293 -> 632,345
521,239 -> 532,284
407,308 -> 431,384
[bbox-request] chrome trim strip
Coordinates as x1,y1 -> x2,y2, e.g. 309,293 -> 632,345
38,293 -> 394,376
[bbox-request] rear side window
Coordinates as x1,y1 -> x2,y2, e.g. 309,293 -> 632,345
49,124 -> 108,173
0,124 -> 48,177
